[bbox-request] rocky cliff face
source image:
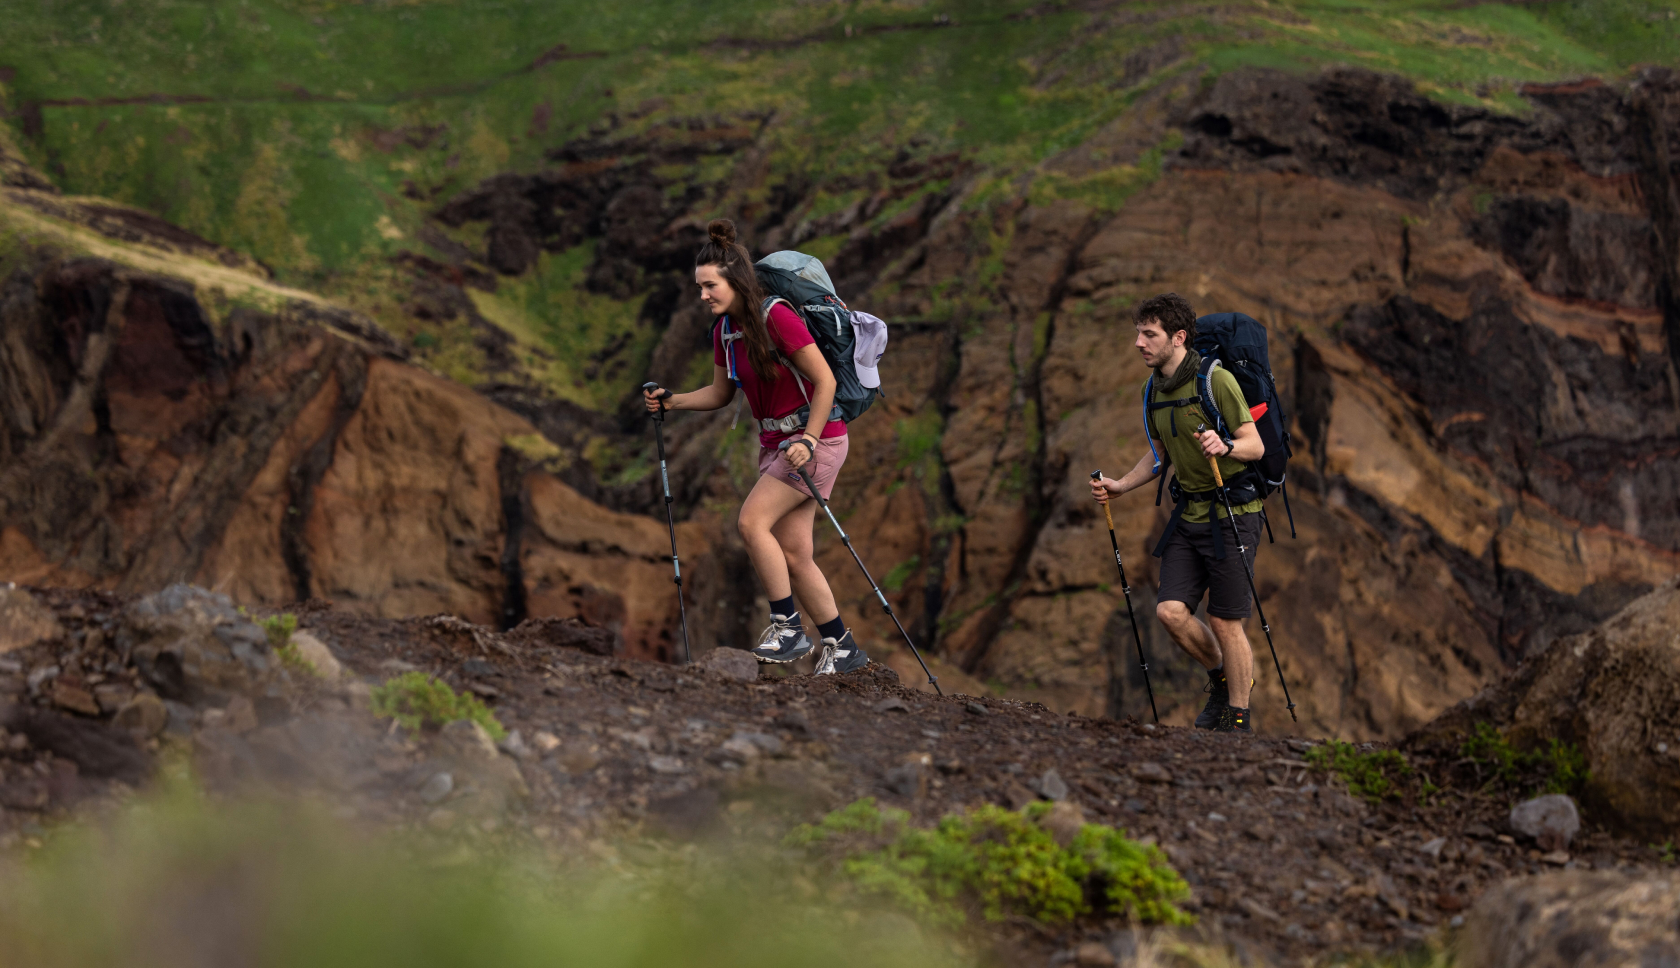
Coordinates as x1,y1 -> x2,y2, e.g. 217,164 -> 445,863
580,67 -> 1680,736
4,67 -> 1678,739
0,185 -> 741,663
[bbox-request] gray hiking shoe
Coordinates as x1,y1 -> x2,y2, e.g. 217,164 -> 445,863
751,614 -> 813,664
813,630 -> 868,675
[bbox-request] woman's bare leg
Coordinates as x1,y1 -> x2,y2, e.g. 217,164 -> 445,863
738,475 -> 813,601
770,500 -> 838,624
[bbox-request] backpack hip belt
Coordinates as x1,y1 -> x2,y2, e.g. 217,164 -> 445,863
759,404 -> 843,435
1151,474 -> 1261,561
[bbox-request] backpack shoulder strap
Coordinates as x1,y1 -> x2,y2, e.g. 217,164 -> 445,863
758,297 -> 811,403
1142,374 -> 1164,475
1197,357 -> 1231,439
719,315 -> 745,388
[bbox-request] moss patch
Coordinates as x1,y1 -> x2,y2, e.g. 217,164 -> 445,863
788,798 -> 1193,930
1304,740 -> 1413,803
1461,723 -> 1590,798
370,671 -> 507,741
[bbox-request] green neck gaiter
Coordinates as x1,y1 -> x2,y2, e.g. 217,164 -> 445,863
1155,347 -> 1200,394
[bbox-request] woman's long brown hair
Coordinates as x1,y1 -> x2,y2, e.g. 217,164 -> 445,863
697,219 -> 780,382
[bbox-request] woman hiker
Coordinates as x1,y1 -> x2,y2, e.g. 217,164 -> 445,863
642,219 -> 868,675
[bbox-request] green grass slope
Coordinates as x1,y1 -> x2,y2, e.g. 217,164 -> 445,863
3,0 -> 1678,406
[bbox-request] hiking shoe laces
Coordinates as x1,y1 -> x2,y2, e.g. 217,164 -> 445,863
1194,668 -> 1230,730
814,630 -> 868,675
1214,705 -> 1253,733
751,614 -> 813,664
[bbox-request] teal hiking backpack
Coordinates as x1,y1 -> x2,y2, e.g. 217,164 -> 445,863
750,250 -> 886,424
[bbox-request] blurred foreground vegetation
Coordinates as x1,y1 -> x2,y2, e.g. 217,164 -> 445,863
0,782 -> 968,968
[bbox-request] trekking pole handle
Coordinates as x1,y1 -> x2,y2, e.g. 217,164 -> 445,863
1090,470 -> 1116,531
1196,424 -> 1224,488
777,435 -> 815,461
641,382 -> 672,412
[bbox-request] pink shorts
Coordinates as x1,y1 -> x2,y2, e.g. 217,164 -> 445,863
759,435 -> 849,501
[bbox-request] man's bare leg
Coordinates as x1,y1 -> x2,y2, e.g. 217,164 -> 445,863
1208,616 -> 1254,708
1155,601 -> 1223,670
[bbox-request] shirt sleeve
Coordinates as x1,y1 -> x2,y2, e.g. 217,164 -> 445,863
765,302 -> 814,357
1211,368 -> 1254,430
712,318 -> 724,368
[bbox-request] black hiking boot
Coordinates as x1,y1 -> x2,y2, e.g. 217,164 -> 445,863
751,613 -> 813,664
814,630 -> 868,675
1194,667 -> 1229,730
1214,705 -> 1253,733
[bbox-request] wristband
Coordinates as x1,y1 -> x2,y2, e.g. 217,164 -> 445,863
1222,437 -> 1234,457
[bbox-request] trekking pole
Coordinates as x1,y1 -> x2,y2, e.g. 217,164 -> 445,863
780,438 -> 942,696
642,383 -> 693,664
1198,424 -> 1296,722
1090,471 -> 1158,723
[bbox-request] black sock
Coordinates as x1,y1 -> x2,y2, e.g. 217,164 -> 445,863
769,596 -> 797,620
1208,665 -> 1224,677
816,615 -> 847,642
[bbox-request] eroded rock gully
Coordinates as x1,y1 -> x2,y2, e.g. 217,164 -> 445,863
4,66 -> 1680,743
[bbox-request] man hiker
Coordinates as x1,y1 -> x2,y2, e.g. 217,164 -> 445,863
1088,293 -> 1264,732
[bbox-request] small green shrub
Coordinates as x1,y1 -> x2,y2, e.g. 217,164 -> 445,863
1304,740 -> 1412,802
370,672 -> 506,741
1460,723 -> 1589,797
275,642 -> 318,676
258,613 -> 318,675
1538,739 -> 1590,796
258,613 -> 297,649
788,798 -> 1192,930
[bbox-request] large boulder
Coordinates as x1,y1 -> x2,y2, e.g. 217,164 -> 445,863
119,585 -> 274,706
1459,871 -> 1679,968
1415,577 -> 1680,837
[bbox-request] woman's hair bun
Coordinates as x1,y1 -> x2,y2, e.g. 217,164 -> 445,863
707,218 -> 737,245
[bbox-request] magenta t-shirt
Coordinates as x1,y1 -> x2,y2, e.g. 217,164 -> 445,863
714,302 -> 847,447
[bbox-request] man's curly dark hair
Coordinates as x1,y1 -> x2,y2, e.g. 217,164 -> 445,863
1133,292 -> 1197,345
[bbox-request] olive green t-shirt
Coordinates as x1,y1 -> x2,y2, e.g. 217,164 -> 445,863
1144,366 -> 1262,523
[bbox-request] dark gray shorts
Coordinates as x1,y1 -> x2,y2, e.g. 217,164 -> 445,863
1157,513 -> 1261,619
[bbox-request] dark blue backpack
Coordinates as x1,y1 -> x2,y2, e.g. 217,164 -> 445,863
1142,311 -> 1296,547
